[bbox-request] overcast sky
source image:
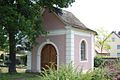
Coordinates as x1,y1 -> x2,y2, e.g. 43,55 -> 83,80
64,0 -> 120,33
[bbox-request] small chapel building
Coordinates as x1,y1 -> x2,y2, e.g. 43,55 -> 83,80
27,8 -> 97,72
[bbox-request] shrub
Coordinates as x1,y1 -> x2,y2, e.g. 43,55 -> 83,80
16,58 -> 21,65
0,64 -> 112,80
40,64 -> 93,80
92,68 -> 111,80
0,54 -> 4,60
20,55 -> 27,66
40,64 -> 112,80
94,56 -> 104,67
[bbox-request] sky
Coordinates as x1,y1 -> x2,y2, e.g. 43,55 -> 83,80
64,0 -> 120,33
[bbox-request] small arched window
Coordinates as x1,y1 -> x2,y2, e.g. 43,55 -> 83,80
81,40 -> 86,61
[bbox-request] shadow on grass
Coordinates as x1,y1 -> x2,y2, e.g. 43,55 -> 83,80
0,67 -> 41,80
0,73 -> 41,80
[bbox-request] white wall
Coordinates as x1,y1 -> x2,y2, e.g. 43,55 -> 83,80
107,33 -> 120,57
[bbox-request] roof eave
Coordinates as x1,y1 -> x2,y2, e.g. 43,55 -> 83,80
73,26 -> 97,35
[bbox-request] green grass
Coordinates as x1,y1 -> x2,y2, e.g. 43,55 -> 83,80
0,65 -> 112,80
0,67 -> 41,80
0,73 -> 41,80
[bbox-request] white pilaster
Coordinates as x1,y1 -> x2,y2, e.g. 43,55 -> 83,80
91,34 -> 95,70
26,51 -> 32,72
66,27 -> 74,64
37,53 -> 40,72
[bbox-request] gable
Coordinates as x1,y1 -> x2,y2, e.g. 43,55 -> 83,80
111,33 -> 120,42
107,32 -> 120,42
42,8 -> 97,35
43,9 -> 65,31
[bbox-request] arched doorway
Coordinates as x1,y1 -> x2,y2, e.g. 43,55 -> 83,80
41,44 -> 57,71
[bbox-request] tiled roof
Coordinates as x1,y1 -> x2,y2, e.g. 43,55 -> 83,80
52,8 -> 97,34
95,47 -> 109,54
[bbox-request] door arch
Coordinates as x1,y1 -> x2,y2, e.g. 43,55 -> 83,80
41,44 -> 57,71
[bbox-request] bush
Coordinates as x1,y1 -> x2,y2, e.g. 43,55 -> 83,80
40,64 -> 93,80
94,56 -> 104,67
92,68 -> 111,80
0,64 -> 112,80
16,58 -> 21,65
0,54 -> 4,60
20,55 -> 27,66
40,64 -> 111,80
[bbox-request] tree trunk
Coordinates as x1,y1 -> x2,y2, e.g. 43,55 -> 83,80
101,45 -> 103,54
8,31 -> 16,73
101,41 -> 105,54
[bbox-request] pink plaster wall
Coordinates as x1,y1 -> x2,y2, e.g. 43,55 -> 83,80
31,44 -> 39,72
43,9 -> 65,30
31,35 -> 66,72
31,9 -> 94,72
31,9 -> 66,72
74,35 -> 92,71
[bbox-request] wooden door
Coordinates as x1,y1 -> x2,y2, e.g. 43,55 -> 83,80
41,44 -> 57,71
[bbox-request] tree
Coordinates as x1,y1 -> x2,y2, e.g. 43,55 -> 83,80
95,27 -> 111,53
0,0 -> 75,73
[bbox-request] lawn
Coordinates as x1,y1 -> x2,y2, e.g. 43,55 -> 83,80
0,64 -> 117,80
0,73 -> 41,80
0,67 -> 41,80
0,65 -> 112,80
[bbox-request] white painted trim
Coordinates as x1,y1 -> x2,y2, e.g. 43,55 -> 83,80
41,27 -> 94,37
41,29 -> 66,36
79,39 -> 88,62
48,29 -> 66,36
72,27 -> 95,35
26,51 -> 32,72
66,26 -> 94,37
66,27 -> 74,64
74,31 -> 92,37
91,34 -> 95,71
37,40 -> 59,72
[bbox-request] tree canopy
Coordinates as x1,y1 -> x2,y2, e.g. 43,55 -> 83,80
95,27 -> 111,53
0,0 -> 75,73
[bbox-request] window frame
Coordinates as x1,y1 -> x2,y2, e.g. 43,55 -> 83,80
117,53 -> 120,57
79,39 -> 88,62
112,37 -> 115,42
117,45 -> 120,49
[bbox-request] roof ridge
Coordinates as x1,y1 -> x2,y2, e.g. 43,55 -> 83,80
47,7 -> 97,34
111,31 -> 120,38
